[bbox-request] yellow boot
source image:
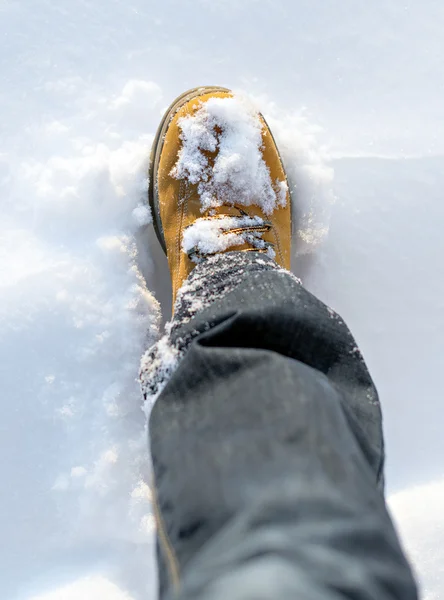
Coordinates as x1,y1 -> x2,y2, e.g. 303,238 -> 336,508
148,86 -> 292,305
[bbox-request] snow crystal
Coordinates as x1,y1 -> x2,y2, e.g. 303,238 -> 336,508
171,96 -> 288,216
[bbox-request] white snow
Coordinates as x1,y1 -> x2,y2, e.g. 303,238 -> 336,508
171,96 -> 288,215
1,1 -> 444,599
389,479 -> 444,599
182,214 -> 274,261
140,326 -> 180,412
27,576 -> 133,600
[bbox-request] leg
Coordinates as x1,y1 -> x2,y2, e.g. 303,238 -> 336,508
141,86 -> 417,600
141,252 -> 418,600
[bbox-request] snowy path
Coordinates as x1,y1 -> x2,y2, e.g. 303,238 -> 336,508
1,1 -> 443,599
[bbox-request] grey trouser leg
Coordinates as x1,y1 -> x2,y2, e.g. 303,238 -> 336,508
141,252 -> 418,600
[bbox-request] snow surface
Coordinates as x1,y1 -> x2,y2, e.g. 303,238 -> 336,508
1,1 -> 444,599
172,96 -> 288,215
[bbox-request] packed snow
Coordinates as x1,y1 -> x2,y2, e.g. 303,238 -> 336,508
1,1 -> 444,599
172,96 -> 288,215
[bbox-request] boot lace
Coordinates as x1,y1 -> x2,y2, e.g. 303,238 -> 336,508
183,205 -> 275,263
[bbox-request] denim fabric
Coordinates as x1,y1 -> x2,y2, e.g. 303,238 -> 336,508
141,252 -> 418,600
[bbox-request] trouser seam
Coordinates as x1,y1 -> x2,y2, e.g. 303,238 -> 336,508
152,479 -> 181,592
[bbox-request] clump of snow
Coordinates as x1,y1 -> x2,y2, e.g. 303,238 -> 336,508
112,80 -> 163,111
132,204 -> 151,227
140,326 -> 181,412
171,96 -> 288,215
111,80 -> 163,134
276,178 -> 290,206
28,576 -> 134,600
182,214 -> 275,261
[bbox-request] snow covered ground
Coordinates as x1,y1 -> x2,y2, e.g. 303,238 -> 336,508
1,1 -> 443,599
